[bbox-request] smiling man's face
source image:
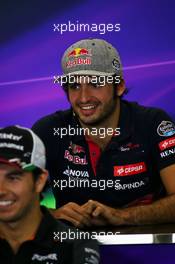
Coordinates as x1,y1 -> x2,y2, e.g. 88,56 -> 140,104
68,76 -> 118,127
0,164 -> 41,223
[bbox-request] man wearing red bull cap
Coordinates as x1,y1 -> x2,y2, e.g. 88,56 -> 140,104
32,38 -> 175,228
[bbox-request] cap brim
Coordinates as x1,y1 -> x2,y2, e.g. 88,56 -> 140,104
22,164 -> 40,172
0,157 -> 22,170
64,70 -> 117,76
0,158 -> 39,172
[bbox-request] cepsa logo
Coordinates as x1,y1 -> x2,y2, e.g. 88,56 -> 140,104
68,48 -> 92,58
159,136 -> 175,151
114,162 -> 147,177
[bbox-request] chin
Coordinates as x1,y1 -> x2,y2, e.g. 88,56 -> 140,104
80,117 -> 98,125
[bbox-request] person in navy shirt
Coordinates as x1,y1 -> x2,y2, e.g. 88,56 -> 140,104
32,38 -> 175,228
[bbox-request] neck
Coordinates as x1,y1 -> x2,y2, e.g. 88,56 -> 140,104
0,203 -> 42,254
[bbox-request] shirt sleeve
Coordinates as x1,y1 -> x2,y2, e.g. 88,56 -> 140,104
151,109 -> 175,171
55,223 -> 100,264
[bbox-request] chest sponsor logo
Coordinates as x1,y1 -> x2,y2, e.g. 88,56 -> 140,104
31,253 -> 58,262
119,142 -> 140,152
69,142 -> 85,154
159,136 -> 175,151
64,150 -> 87,165
114,162 -> 147,177
63,166 -> 89,178
115,179 -> 146,190
157,121 -> 175,137
160,147 -> 175,158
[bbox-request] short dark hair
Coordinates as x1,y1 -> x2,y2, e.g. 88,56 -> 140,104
31,167 -> 43,181
113,77 -> 129,98
31,167 -> 49,201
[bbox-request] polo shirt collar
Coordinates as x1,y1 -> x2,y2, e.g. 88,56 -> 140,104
32,206 -> 59,249
117,99 -> 134,142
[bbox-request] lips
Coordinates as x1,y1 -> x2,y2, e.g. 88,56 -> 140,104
79,104 -> 97,116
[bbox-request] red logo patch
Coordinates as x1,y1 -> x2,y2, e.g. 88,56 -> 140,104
159,136 -> 175,151
69,143 -> 85,154
68,48 -> 92,58
66,58 -> 92,68
114,162 -> 146,177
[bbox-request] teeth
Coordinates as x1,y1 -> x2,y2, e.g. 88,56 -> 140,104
81,105 -> 95,110
0,201 -> 13,206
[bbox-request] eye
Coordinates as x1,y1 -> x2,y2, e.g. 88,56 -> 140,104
89,81 -> 102,88
7,173 -> 22,181
89,77 -> 106,88
68,82 -> 81,90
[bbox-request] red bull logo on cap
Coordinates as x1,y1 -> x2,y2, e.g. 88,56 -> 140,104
66,48 -> 92,68
68,48 -> 92,58
66,57 -> 92,68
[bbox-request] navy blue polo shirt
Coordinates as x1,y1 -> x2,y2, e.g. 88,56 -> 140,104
32,100 -> 175,208
0,206 -> 99,264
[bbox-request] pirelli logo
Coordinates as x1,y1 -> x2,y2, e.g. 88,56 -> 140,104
114,162 -> 147,177
158,136 -> 175,151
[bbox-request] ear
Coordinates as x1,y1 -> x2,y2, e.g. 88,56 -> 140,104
35,170 -> 48,194
116,79 -> 126,97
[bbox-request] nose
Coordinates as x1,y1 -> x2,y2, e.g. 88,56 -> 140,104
0,178 -> 7,195
79,85 -> 91,103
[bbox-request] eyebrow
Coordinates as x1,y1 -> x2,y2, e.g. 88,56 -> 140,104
5,170 -> 24,177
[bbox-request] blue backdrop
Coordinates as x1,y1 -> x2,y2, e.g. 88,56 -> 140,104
0,0 -> 175,263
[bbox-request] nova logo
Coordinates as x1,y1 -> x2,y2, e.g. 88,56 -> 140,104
63,166 -> 89,178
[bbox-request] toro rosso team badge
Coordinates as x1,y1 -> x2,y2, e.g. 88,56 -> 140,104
157,121 -> 175,137
68,142 -> 85,154
64,142 -> 87,165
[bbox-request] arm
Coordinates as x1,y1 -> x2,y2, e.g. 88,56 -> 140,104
83,164 -> 175,226
49,202 -> 92,228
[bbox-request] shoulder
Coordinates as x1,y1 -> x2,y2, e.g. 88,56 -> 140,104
126,100 -> 168,118
124,100 -> 174,126
32,109 -> 72,129
32,109 -> 73,139
124,101 -> 175,144
53,220 -> 100,263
